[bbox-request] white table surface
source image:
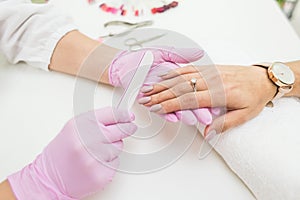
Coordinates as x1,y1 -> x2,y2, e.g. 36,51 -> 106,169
1,0 -> 300,199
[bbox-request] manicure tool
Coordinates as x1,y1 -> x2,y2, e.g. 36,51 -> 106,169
124,33 -> 166,51
101,20 -> 153,38
117,51 -> 154,109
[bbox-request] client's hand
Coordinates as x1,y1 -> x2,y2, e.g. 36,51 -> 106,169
141,65 -> 277,138
8,107 -> 137,199
108,47 -> 214,125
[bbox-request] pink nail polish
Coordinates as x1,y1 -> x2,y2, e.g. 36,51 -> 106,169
138,97 -> 151,104
150,104 -> 162,112
141,86 -> 153,93
158,71 -> 169,77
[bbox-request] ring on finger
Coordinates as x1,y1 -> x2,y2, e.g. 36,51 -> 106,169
190,78 -> 197,93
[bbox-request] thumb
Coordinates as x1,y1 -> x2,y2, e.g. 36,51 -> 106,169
160,47 -> 205,64
204,109 -> 249,140
104,123 -> 138,143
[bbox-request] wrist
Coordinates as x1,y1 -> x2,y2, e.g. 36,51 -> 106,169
285,61 -> 300,97
49,30 -> 119,85
7,154 -> 75,200
250,66 -> 277,103
0,180 -> 16,200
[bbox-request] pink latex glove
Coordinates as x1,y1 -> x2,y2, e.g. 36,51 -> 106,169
8,107 -> 137,199
109,47 -> 213,125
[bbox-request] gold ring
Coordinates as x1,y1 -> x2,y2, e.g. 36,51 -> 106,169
190,78 -> 197,93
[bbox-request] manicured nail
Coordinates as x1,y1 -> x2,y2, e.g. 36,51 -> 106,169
141,85 -> 153,93
205,130 -> 217,142
158,71 -> 170,77
138,96 -> 151,104
150,104 -> 162,112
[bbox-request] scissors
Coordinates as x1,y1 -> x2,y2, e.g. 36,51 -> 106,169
124,33 -> 166,51
101,20 -> 153,38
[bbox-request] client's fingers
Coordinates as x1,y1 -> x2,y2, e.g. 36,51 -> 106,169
150,91 -> 212,114
144,65 -> 220,97
143,77 -> 207,106
204,109 -> 250,139
143,72 -> 202,96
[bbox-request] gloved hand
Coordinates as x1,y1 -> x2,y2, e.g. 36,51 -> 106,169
8,107 -> 137,200
108,47 -> 213,125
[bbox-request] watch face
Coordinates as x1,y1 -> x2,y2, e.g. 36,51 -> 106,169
271,62 -> 295,85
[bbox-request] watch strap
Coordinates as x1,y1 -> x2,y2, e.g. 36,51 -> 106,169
252,62 -> 271,69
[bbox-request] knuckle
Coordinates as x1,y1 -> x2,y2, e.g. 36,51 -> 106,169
172,83 -> 188,96
161,100 -> 178,112
179,93 -> 198,108
150,94 -> 160,105
156,92 -> 167,103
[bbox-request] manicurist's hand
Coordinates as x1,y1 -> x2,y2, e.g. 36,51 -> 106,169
141,65 -> 277,138
7,107 -> 137,200
109,47 -> 214,125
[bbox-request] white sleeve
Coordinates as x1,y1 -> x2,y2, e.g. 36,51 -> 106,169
0,0 -> 77,70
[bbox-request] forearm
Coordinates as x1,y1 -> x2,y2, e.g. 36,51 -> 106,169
285,60 -> 300,97
0,180 -> 16,200
49,30 -> 119,85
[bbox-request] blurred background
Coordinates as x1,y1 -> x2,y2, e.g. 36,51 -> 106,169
31,0 -> 300,37
283,0 -> 300,36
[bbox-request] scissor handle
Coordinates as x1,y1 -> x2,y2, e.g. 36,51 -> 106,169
124,38 -> 138,46
129,44 -> 143,51
104,20 -> 153,28
124,38 -> 142,51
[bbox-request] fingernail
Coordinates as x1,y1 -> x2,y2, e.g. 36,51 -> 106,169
158,71 -> 169,77
150,104 -> 162,112
205,130 -> 217,142
138,96 -> 151,104
141,85 -> 153,93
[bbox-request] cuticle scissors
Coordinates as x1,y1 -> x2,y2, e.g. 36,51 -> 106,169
124,33 -> 166,51
101,20 -> 153,38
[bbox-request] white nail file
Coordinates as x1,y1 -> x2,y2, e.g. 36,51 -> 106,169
117,51 -> 154,109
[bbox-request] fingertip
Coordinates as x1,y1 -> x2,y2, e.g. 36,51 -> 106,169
203,125 -> 209,138
129,123 -> 138,134
129,112 -> 135,121
210,107 -> 222,116
177,110 -> 198,125
112,140 -> 124,150
119,123 -> 138,137
106,157 -> 120,170
140,85 -> 154,93
162,113 -> 179,122
191,48 -> 205,60
172,48 -> 205,63
115,108 -> 135,122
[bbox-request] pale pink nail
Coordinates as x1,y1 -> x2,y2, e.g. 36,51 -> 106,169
150,104 -> 162,112
141,86 -> 153,93
158,71 -> 170,77
138,97 -> 151,104
205,130 -> 217,142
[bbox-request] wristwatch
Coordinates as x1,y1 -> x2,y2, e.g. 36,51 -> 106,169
252,62 -> 295,107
